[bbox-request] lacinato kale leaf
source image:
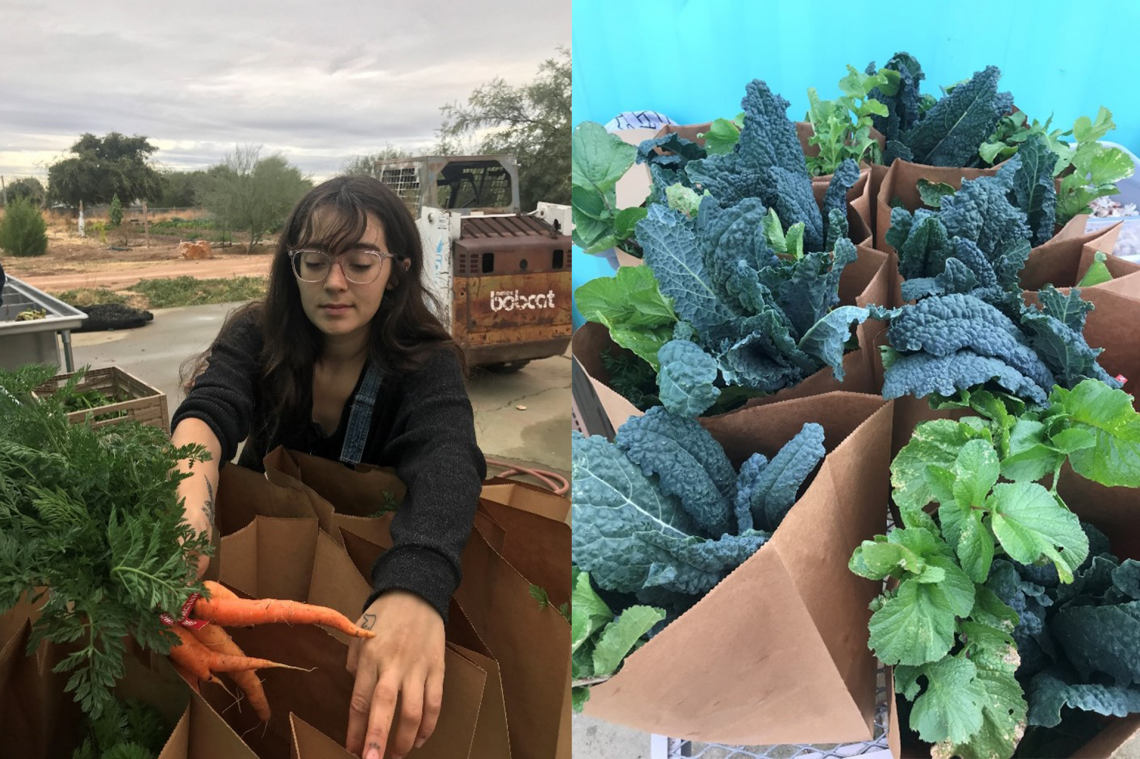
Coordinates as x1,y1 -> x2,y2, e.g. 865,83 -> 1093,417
615,406 -> 737,536
636,196 -> 867,404
1008,133 -> 1059,247
867,52 -> 926,147
897,66 -> 1013,167
686,80 -> 825,250
876,290 -> 1117,406
573,416 -> 825,604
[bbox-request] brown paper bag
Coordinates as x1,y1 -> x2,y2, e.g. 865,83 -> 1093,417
259,446 -> 413,551
573,241 -> 891,429
215,459 -> 330,537
335,522 -> 570,759
478,482 -> 572,609
0,618 -> 202,759
213,516 -> 488,759
1020,221 -> 1140,299
583,393 -> 893,745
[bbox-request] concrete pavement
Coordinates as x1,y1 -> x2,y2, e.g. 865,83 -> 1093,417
67,301 -> 570,478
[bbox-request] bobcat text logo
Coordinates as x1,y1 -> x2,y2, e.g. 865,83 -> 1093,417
490,289 -> 557,312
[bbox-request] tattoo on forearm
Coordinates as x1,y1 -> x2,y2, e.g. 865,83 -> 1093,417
204,476 -> 216,527
361,613 -> 377,631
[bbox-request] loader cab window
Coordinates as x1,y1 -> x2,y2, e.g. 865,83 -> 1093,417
379,166 -> 421,215
435,160 -> 513,212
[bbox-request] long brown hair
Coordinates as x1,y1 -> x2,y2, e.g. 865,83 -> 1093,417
182,175 -> 463,425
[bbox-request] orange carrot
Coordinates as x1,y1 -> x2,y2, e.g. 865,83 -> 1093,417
189,624 -> 271,721
202,580 -> 239,601
170,624 -> 305,676
173,662 -> 200,694
193,597 -> 376,639
168,626 -> 214,681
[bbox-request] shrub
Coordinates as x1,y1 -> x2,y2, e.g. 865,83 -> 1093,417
0,197 -> 48,257
109,194 -> 123,227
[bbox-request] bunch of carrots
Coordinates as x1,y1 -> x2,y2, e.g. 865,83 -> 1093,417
165,581 -> 375,721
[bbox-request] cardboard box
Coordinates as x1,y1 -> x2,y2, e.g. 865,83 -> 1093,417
581,393 -> 893,745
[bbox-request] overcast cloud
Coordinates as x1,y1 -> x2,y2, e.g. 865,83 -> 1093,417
0,0 -> 569,184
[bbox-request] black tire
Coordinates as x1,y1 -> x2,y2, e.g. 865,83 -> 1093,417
76,303 -> 155,332
481,360 -> 531,374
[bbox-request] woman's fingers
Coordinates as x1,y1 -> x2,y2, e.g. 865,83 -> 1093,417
388,670 -> 427,759
416,664 -> 445,750
346,661 -> 379,757
364,673 -> 401,759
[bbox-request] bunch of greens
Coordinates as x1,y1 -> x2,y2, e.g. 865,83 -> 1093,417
804,65 -> 896,177
577,79 -> 868,416
852,381 -> 1140,759
572,404 -> 826,705
997,526 -> 1140,756
572,334 -> 831,691
570,566 -> 664,713
0,364 -> 210,718
871,158 -> 1118,405
572,122 -> 648,255
71,697 -> 170,759
980,107 -> 1135,227
866,57 -> 1012,169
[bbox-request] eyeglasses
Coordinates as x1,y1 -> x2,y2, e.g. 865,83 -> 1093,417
288,248 -> 395,285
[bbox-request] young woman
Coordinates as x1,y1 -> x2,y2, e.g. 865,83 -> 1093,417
170,176 -> 486,759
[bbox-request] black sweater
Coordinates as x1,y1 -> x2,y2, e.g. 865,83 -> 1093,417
171,309 -> 487,621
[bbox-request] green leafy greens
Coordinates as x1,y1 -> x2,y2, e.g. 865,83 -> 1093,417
854,382 -> 1140,758
0,365 -> 211,718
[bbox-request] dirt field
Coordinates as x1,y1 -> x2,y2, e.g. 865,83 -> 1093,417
3,228 -> 274,292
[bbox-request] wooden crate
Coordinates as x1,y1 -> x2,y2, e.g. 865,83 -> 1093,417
34,366 -> 169,433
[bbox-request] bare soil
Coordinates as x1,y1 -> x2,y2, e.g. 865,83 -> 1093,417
3,229 -> 274,292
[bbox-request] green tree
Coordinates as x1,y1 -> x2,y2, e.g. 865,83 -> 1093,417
157,169 -> 209,208
438,47 -> 570,211
46,132 -> 163,208
0,197 -> 48,257
3,177 -> 45,207
108,194 -> 123,227
200,145 -> 312,251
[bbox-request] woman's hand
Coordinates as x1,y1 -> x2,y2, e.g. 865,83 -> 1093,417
345,590 -> 446,759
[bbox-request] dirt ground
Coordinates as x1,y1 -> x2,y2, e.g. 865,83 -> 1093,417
3,229 -> 274,291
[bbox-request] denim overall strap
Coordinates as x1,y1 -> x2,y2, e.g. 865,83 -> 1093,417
339,359 -> 385,466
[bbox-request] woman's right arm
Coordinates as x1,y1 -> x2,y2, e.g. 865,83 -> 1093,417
169,307 -> 264,575
172,417 -> 224,577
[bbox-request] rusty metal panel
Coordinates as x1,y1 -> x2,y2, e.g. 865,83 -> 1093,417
459,273 -> 572,335
464,324 -> 573,347
452,245 -> 571,277
460,215 -> 557,239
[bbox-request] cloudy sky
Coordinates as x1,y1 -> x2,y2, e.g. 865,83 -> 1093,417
0,0 -> 568,185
